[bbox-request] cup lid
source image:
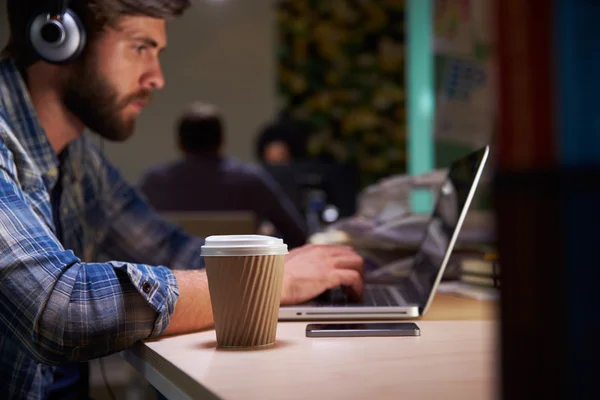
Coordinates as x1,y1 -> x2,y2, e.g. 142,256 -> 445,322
201,235 -> 288,256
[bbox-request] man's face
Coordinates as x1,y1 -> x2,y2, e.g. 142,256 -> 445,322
63,16 -> 167,141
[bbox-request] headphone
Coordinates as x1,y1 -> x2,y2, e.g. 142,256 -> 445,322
27,0 -> 86,64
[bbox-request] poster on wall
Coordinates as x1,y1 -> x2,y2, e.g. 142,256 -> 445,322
433,0 -> 496,148
434,0 -> 473,56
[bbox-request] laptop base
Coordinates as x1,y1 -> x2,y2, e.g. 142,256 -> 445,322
278,306 -> 420,321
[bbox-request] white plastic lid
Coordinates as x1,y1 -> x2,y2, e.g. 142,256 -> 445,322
201,235 -> 288,257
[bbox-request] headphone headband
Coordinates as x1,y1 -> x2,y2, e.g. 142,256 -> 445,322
49,0 -> 69,17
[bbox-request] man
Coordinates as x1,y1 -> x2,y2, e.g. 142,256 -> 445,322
139,102 -> 308,249
0,1 -> 364,399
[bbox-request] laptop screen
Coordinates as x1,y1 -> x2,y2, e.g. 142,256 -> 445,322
407,146 -> 489,307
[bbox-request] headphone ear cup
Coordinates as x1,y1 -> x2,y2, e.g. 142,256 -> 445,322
27,9 -> 86,64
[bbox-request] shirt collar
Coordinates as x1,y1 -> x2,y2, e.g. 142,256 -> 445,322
0,57 -> 60,189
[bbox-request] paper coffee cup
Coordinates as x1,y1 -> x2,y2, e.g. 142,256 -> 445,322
201,235 -> 288,348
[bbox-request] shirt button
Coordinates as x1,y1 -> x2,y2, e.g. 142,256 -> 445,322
142,282 -> 152,294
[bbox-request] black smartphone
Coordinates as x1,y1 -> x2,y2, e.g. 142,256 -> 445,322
305,322 -> 420,338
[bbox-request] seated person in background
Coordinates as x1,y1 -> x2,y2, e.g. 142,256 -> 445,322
256,119 -> 360,220
139,102 -> 308,249
255,118 -> 307,165
255,119 -> 308,214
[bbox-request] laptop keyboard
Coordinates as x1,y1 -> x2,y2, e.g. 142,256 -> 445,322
364,286 -> 399,306
314,285 -> 403,307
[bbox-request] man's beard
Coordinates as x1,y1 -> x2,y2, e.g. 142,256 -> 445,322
62,57 -> 152,142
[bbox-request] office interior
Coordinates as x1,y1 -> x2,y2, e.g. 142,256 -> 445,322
0,0 -> 593,399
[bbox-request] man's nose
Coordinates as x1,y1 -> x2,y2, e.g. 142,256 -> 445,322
142,63 -> 165,90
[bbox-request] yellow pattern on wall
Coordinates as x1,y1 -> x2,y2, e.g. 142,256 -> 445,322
277,0 -> 407,187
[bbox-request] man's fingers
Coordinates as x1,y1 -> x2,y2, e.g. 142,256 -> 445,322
335,269 -> 364,300
332,252 -> 364,273
320,244 -> 355,256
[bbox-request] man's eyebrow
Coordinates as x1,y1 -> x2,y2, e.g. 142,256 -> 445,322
132,36 -> 166,52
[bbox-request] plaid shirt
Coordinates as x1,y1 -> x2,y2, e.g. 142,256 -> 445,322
0,58 -> 205,399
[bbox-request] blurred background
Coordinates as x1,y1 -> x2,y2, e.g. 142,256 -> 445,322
0,0 -> 495,188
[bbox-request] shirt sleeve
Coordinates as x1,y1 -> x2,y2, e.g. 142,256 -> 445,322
0,145 -> 179,366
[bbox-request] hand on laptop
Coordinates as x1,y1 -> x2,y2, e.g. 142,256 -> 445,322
280,244 -> 365,305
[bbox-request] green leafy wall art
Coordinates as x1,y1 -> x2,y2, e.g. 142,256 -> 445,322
277,0 -> 407,187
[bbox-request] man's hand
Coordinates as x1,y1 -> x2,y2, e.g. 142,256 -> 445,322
280,244 -> 365,305
164,244 -> 364,336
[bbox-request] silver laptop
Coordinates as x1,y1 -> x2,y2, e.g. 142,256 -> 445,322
279,145 -> 490,320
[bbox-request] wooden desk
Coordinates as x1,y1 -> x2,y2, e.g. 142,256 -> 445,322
122,295 -> 498,400
423,293 -> 497,321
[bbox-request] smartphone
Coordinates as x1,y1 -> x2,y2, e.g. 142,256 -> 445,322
305,322 -> 420,338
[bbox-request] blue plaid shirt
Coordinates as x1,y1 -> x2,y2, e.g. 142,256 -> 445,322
0,58 -> 205,398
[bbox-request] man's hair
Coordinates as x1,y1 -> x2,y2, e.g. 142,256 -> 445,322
3,0 -> 191,66
177,102 -> 224,155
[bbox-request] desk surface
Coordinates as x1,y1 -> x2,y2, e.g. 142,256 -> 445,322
123,294 -> 498,400
423,293 -> 497,321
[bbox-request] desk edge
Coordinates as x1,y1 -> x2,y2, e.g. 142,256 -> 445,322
122,344 -> 220,400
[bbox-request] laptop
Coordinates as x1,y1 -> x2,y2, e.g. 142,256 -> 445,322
279,145 -> 490,320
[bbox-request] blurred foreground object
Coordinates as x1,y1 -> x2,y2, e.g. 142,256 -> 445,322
495,0 -> 600,399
